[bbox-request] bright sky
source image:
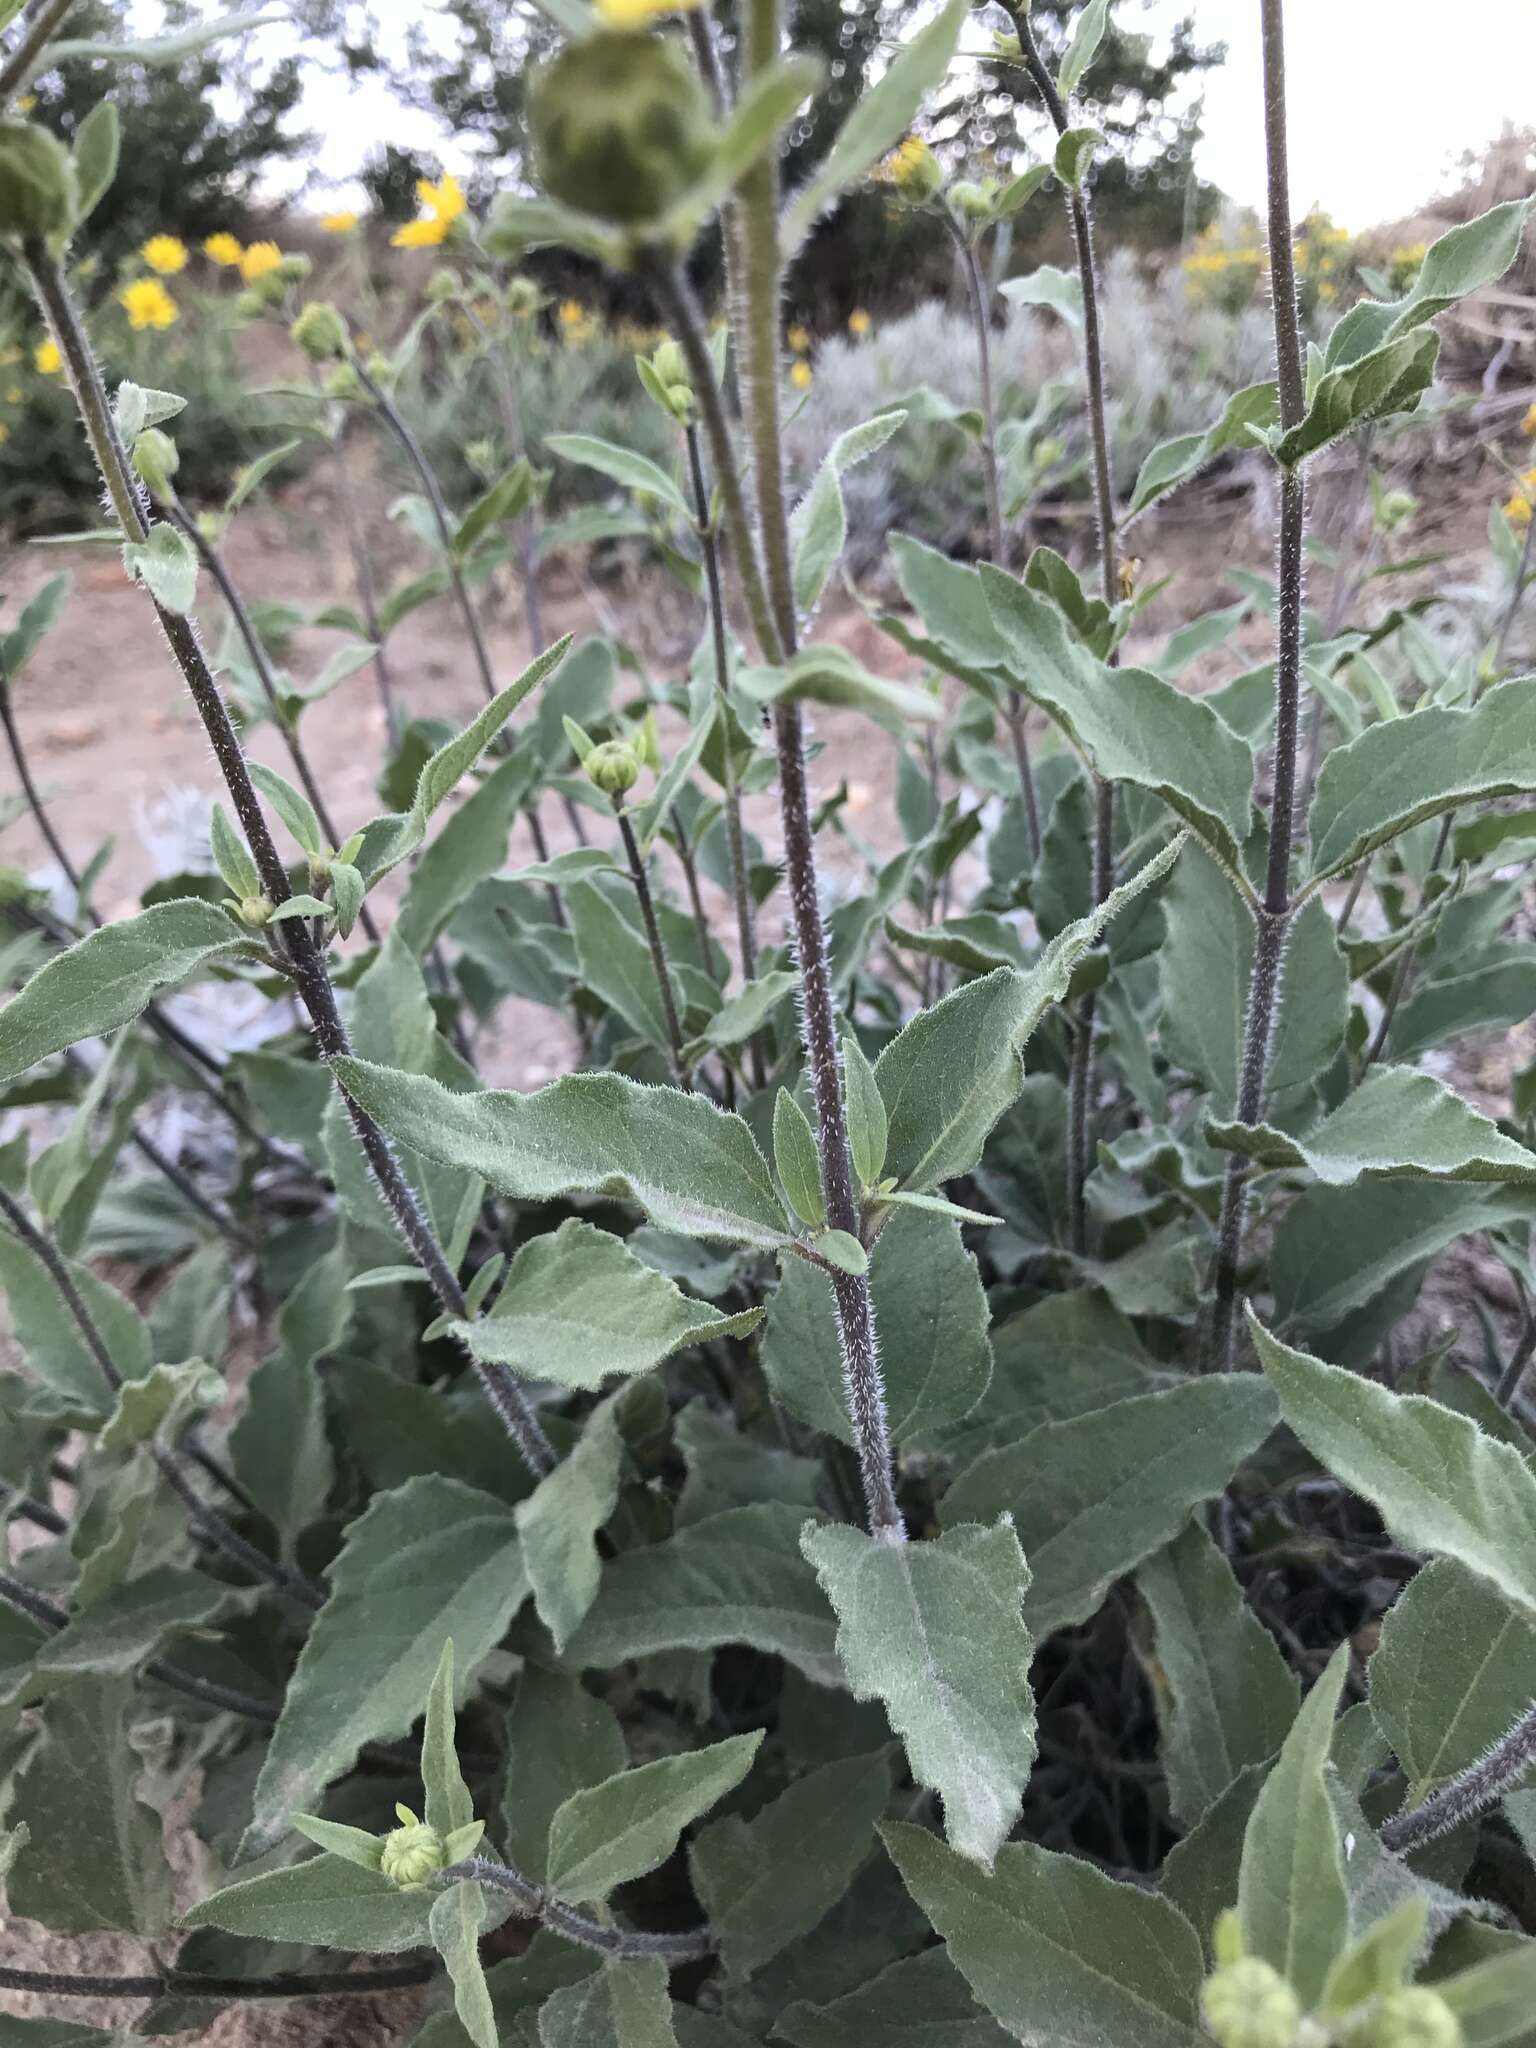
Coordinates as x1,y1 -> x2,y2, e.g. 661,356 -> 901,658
259,0 -> 1536,232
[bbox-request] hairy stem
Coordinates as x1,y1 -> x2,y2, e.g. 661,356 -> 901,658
1202,0 -> 1309,1373
617,804 -> 692,1091
462,298 -> 548,660
0,1959 -> 435,2001
28,244 -> 554,1481
1379,1700 -> 1536,1855
444,1857 -> 715,1961
0,0 -> 77,104
321,377 -> 403,738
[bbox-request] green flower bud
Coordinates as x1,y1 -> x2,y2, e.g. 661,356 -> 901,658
530,30 -> 713,229
950,179 -> 995,225
991,30 -> 1023,59
275,252 -> 312,284
364,352 -> 396,390
584,738 -> 642,799
505,275 -> 542,318
1200,1958 -> 1301,2048
425,266 -> 460,303
324,360 -> 362,401
236,895 -> 273,928
0,120 -> 78,243
652,338 -> 688,388
1351,1989 -> 1462,2048
233,288 -> 268,321
196,510 -> 227,545
1377,489 -> 1417,530
380,1808 -> 448,1889
289,300 -> 349,362
131,427 -> 179,495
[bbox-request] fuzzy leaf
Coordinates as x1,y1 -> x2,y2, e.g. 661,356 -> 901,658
546,434 -> 690,520
31,1566 -> 248,1682
802,1521 -> 1033,1867
790,412 -> 907,617
182,1853 -> 436,1954
842,1034 -> 887,1189
431,1881 -> 496,2048
545,1732 -> 762,1904
516,1390 -> 627,1652
774,1945 -> 1012,2047
502,1666 -> 627,1886
1128,383 -> 1279,517
122,522 -> 198,614
450,1217 -> 762,1390
331,1062 -> 792,1250
1274,328 -> 1440,467
539,1957 -> 677,2048
884,1821 -> 1206,2046
774,1088 -> 827,1229
942,1377 -> 1278,1637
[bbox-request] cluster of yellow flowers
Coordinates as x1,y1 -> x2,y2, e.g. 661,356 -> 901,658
1504,409 -> 1536,525
557,297 -> 596,344
391,175 -> 467,250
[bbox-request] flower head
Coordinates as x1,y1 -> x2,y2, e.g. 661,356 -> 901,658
597,0 -> 703,26
321,210 -> 360,234
240,241 -> 284,283
790,359 -> 812,391
786,323 -> 810,354
380,1805 -> 448,1889
391,215 -> 445,249
1523,401 -> 1536,437
847,308 -> 871,338
141,234 -> 188,276
881,135 -> 943,199
1506,492 -> 1533,528
393,174 -> 466,248
34,338 -> 61,375
203,232 -> 243,267
119,278 -> 178,331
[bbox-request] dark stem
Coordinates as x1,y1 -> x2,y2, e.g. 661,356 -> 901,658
1497,1310 -> 1536,1410
1067,776 -> 1114,1256
669,802 -> 714,966
352,355 -> 499,706
0,1960 -> 436,2001
320,371 -> 402,739
166,494 -> 381,946
1363,809 -> 1454,1070
0,669 -> 87,901
443,1857 -> 715,1962
0,0 -> 77,102
1335,857 -> 1368,932
617,804 -> 692,1092
462,299 -> 547,659
28,244 -> 553,1483
1379,1700 -> 1536,1855
1494,502 -> 1536,673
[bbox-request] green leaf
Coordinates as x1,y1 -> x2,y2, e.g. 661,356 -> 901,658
30,1565 -> 247,1682
539,1957 -> 678,2048
181,1852 -> 435,1954
1320,1896 -> 1427,2019
546,434 -> 689,520
0,1230 -> 151,1413
359,637 -> 570,882
1058,0 -> 1112,97
423,1639 -> 474,1837
398,751 -> 538,955
889,532 -> 1010,673
790,412 -> 907,617
71,101 -> 119,223
8,1676 -> 172,1935
0,572 -> 71,676
762,1207 -> 990,1448
1436,1938 -> 1536,2047
813,1228 -> 868,1275
1251,1313 -> 1536,1624
227,1245 -> 344,1560
49,9 -> 284,65
209,802 -> 259,899
1237,1644 -> 1351,2008
452,458 -> 539,558
431,1882 -> 496,2048
781,0 -> 970,255
874,836 -> 1184,1193
738,646 -> 939,734
1390,956 -> 1536,1064
774,1945 -> 1013,2047
1136,1520 -> 1298,1828
802,1520 -> 1033,1867
248,761 -> 324,858
241,1476 -> 529,1857
1325,198 -> 1536,371
0,900 -> 248,1087
691,969 -> 796,1054
122,522 -> 198,615
451,1217 -> 760,1392
942,1377 -> 1278,1638
1370,1558 -> 1536,1807
690,1747 -> 892,1978
1307,677 -> 1536,880
225,435 -> 304,514
1053,125 -> 1100,190
569,880 -> 681,1050
842,1034 -> 887,1188
999,265 -> 1085,334
564,1503 -> 840,1686
332,1062 -> 792,1250
1274,328 -> 1441,467
516,1389 -> 627,1652
1159,841 -> 1346,1124
1128,383 -> 1280,517
883,1820 -> 1206,2046
982,567 -> 1254,865
773,1088 -> 826,1229
660,56 -> 823,242
502,1665 -> 627,1886
1206,1066 -> 1536,1185
291,1815 -> 384,1870
545,1731 -> 762,1903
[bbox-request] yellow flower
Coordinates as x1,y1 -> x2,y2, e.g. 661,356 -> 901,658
321,210 -> 359,234
1522,467 -> 1536,490
119,278 -> 179,331
881,136 -> 942,198
786,323 -> 810,354
391,215 -> 446,249
1506,493 -> 1533,528
203,232 -> 243,267
790,360 -> 813,391
240,241 -> 283,282
597,0 -> 703,26
14,95 -> 34,113
1523,402 -> 1536,437
34,338 -> 61,375
847,308 -> 872,338
141,234 -> 188,276
559,299 -> 585,327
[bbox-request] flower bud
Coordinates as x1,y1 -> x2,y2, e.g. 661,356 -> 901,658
236,895 -> 273,928
505,275 -> 541,318
991,31 -> 1023,59
324,360 -> 362,401
1200,1957 -> 1302,2048
131,427 -> 179,495
233,288 -> 268,321
380,1813 -> 447,1889
1350,1990 -> 1462,2048
196,510 -> 227,545
584,738 -> 641,799
290,300 -> 348,362
275,252 -> 312,283
1377,488 -> 1416,530
883,135 -> 944,201
426,266 -> 460,303
950,180 -> 995,226
530,30 -> 713,229
364,352 -> 396,390
0,119 -> 78,242
652,338 -> 688,388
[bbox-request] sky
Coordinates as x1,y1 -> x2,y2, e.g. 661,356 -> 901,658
270,0 -> 1536,232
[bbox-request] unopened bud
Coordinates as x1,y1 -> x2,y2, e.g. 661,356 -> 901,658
236,895 -> 273,928
380,1808 -> 447,1889
950,179 -> 995,225
585,738 -> 641,798
1200,1958 -> 1301,2048
275,253 -> 312,284
426,266 -> 460,304
324,361 -> 361,401
131,427 -> 179,495
290,300 -> 348,362
1351,1990 -> 1461,2048
506,275 -> 541,318
0,120 -> 78,242
530,30 -> 713,229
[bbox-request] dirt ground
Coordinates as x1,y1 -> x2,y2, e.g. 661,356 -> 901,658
0,425 -> 1532,2041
